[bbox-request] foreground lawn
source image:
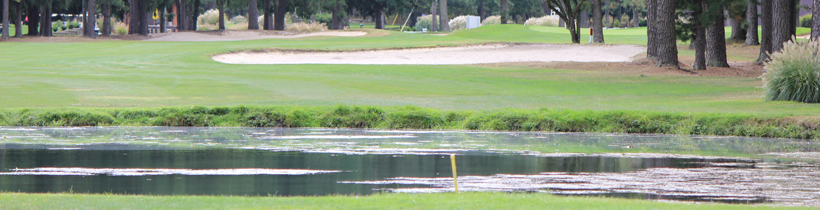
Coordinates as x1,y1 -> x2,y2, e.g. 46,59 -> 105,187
0,25 -> 818,117
0,192 -> 811,210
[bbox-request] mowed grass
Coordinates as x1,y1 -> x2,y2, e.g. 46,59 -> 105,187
0,192 -> 812,210
0,25 -> 818,117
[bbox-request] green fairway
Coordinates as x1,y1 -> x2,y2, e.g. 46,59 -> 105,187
0,25 -> 817,117
0,192 -> 811,210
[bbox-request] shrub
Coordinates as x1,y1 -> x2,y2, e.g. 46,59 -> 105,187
481,15 -> 501,26
614,20 -> 620,28
114,21 -> 128,35
286,22 -> 327,32
415,15 -> 438,31
448,15 -> 468,30
68,21 -> 80,29
800,14 -> 812,28
197,9 -> 222,26
315,13 -> 332,26
523,15 -> 559,27
230,15 -> 247,24
762,39 -> 820,103
52,21 -> 62,31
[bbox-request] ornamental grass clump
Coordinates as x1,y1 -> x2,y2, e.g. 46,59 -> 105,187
481,15 -> 501,26
448,15 -> 468,30
286,22 -> 327,32
415,15 -> 438,31
762,39 -> 820,103
523,15 -> 559,27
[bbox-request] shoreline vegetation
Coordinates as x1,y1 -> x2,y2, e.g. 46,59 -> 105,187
1,105 -> 817,140
0,192 -> 813,210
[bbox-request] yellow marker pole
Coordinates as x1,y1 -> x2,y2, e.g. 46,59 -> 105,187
450,154 -> 458,194
390,13 -> 399,30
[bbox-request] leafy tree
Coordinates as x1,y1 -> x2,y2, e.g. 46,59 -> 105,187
545,0 -> 587,43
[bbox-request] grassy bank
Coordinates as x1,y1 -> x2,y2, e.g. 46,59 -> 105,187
1,105 -> 817,139
0,192 -> 812,210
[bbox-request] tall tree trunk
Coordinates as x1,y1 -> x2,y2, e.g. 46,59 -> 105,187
192,0 -> 201,31
40,5 -> 51,36
745,0 -> 759,45
605,0 -> 610,27
27,4 -> 38,35
331,0 -> 340,30
693,0 -> 706,70
82,0 -> 86,36
177,0 -> 186,31
757,0 -> 773,63
217,0 -> 225,30
375,5 -> 384,29
2,0 -> 8,39
632,3 -> 639,27
789,0 -> 796,37
646,0 -> 657,58
500,0 -> 508,24
248,0 -> 258,30
707,5 -> 729,67
813,0 -> 820,39
655,0 -> 678,67
772,0 -> 792,52
439,0 -> 449,31
85,0 -> 97,38
139,1 -> 148,35
129,0 -> 139,34
593,0 -> 604,43
14,0 -> 21,37
263,0 -> 271,30
102,2 -> 110,36
729,17 -> 745,41
160,7 -> 166,33
580,10 -> 588,28
478,0 -> 485,20
431,0 -> 437,31
274,0 -> 285,30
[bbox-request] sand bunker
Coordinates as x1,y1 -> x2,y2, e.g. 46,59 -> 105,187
213,44 -> 645,65
145,31 -> 367,42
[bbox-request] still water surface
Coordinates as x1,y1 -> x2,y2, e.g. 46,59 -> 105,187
0,127 -> 817,205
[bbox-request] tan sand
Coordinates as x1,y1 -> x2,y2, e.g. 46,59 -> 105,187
212,44 -> 646,65
145,30 -> 367,42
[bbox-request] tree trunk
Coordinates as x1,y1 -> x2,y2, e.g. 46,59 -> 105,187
646,0 -> 656,58
745,0 -> 759,45
263,0 -> 271,30
274,0 -> 286,30
218,0 -> 225,30
375,5 -> 384,29
439,0 -> 449,31
14,0 -> 21,37
431,0 -> 437,31
85,0 -> 97,38
192,0 -> 201,31
2,0 -> 8,39
789,0 -> 796,37
331,0 -> 340,30
27,4 -> 38,35
40,5 -> 51,36
129,0 -> 139,34
248,0 -> 258,30
729,17 -> 745,41
580,10 -> 588,28
693,0 -> 706,70
605,0 -> 610,27
139,1 -> 149,35
160,7 -> 166,33
500,0 -> 508,24
177,0 -> 186,31
707,5 -> 729,67
632,3 -> 639,27
82,0 -> 86,36
478,0 -> 485,20
102,2 -> 110,36
593,0 -> 604,43
813,0 -> 820,39
757,0 -> 773,63
772,0 -> 792,52
655,0 -> 678,67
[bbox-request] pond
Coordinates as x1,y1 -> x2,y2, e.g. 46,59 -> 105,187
0,127 -> 818,206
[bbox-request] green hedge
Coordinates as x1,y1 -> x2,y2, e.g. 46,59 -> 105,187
0,105 -> 817,139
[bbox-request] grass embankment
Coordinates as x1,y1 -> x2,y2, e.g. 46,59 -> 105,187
0,192 -> 812,210
1,105 -> 817,139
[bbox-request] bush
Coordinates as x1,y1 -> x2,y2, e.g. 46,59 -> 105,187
448,15 -> 468,30
414,15 -> 438,31
800,14 -> 812,28
523,15 -> 559,27
197,9 -> 222,26
762,39 -> 820,103
230,15 -> 247,24
114,22 -> 128,35
68,20 -> 79,29
286,22 -> 327,32
315,13 -> 332,26
614,20 -> 620,28
481,15 -> 501,26
52,21 -> 62,31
